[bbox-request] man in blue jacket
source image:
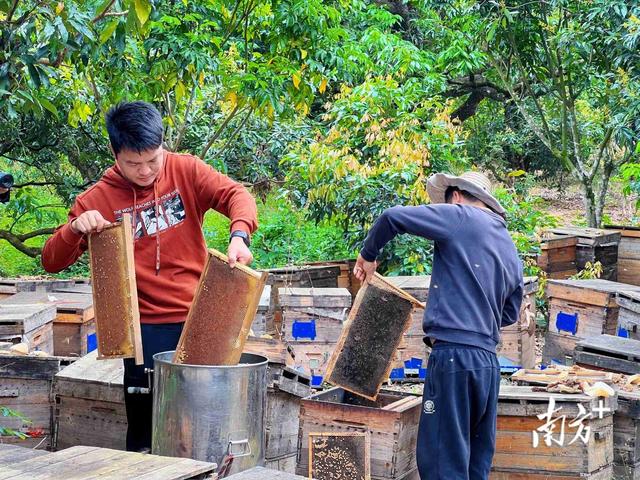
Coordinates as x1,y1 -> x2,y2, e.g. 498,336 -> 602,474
353,171 -> 523,480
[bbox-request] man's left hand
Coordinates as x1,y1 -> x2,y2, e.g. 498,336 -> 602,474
228,236 -> 253,267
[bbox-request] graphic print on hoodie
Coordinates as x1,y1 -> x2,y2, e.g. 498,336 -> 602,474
41,150 -> 257,324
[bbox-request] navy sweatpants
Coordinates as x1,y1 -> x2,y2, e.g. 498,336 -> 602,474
416,342 -> 500,480
123,322 -> 183,452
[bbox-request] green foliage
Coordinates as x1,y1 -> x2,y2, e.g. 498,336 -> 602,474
0,406 -> 30,439
571,261 -> 604,280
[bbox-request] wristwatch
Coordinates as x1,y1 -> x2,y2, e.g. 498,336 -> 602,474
230,230 -> 251,247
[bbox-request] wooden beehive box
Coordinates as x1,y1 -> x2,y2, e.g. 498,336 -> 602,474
251,285 -> 272,336
244,335 -> 294,366
605,225 -> 640,286
88,215 -> 142,364
549,227 -> 620,280
53,350 -> 126,451
614,391 -> 640,480
309,432 -> 371,480
0,355 -> 75,448
0,278 -> 75,300
174,249 -> 267,365
265,264 -> 342,335
0,304 -> 56,354
288,342 -> 336,388
537,234 -> 578,279
226,466 -> 310,479
616,290 -> 640,340
0,292 -> 95,357
297,387 -> 421,480
325,274 -> 422,400
543,279 -> 640,365
303,259 -> 361,297
497,277 -> 538,369
264,363 -> 311,472
574,335 -> 640,375
279,288 -> 351,343
491,386 -> 616,479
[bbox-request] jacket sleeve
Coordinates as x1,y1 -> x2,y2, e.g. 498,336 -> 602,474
360,204 -> 463,261
501,280 -> 524,328
191,156 -> 258,235
41,200 -> 89,273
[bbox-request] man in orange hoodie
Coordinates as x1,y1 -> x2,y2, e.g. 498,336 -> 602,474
41,101 -> 258,451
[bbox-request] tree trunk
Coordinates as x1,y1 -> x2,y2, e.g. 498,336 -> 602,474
580,179 -> 598,228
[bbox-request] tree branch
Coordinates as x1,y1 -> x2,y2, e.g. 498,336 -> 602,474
6,0 -> 20,23
0,228 -> 55,258
92,0 -> 117,23
200,104 -> 241,160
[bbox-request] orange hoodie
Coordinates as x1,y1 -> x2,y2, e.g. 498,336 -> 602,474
41,150 -> 258,324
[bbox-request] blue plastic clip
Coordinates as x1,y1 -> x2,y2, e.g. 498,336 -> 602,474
556,311 -> 578,335
618,327 -> 630,338
292,319 -> 317,340
87,332 -> 97,353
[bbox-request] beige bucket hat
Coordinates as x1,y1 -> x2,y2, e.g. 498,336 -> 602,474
426,171 -> 506,216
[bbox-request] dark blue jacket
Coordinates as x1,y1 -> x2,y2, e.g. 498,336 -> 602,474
361,204 -> 523,352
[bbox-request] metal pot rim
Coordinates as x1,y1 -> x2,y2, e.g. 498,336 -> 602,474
153,350 -> 269,369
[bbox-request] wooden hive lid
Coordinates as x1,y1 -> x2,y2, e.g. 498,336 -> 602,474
547,279 -> 640,307
278,287 -> 352,308
548,227 -> 621,246
604,224 -> 640,239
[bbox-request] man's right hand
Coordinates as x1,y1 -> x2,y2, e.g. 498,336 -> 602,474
70,210 -> 112,234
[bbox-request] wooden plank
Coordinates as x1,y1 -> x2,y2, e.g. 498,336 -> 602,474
174,248 -> 268,365
549,227 -> 621,247
226,466 -> 309,479
309,432 -> 370,480
324,274 -> 421,400
0,445 -> 49,465
490,466 -> 613,480
88,214 -> 143,364
0,292 -> 93,322
278,288 -> 352,308
547,279 -> 640,307
0,304 -> 56,335
576,334 -> 640,359
605,224 -> 640,239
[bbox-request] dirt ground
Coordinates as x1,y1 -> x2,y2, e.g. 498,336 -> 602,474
532,180 -> 639,226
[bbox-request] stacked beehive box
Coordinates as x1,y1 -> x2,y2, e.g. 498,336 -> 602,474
385,276 -> 430,381
0,304 -> 56,354
264,363 -> 311,472
549,227 -> 620,280
303,259 -> 361,297
251,285 -> 271,336
279,287 -> 351,387
265,265 -> 342,335
297,387 -> 421,480
491,386 -> 616,479
0,355 -> 75,448
0,278 -> 75,300
614,391 -> 640,480
616,290 -> 640,340
53,350 -> 126,450
543,279 -> 640,365
1,290 -> 96,357
605,225 -> 640,286
497,276 -> 538,369
537,234 -> 578,279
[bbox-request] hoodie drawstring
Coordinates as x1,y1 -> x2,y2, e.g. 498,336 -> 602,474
153,181 -> 161,276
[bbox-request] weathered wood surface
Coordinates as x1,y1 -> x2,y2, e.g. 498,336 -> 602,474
384,276 -> 431,302
0,355 -> 75,448
88,214 -> 142,364
243,336 -> 294,366
0,304 -> 56,336
0,444 -> 49,465
174,248 -> 267,365
54,350 -> 126,450
309,432 -> 370,480
0,445 -> 216,479
616,291 -> 640,340
495,386 -> 615,477
0,278 -> 74,294
251,285 -> 271,335
0,291 -> 94,323
497,385 -> 617,417
547,279 -> 640,307
226,466 -> 309,479
325,274 -> 422,400
52,320 -> 96,357
490,466 -> 613,480
549,227 -> 621,247
538,235 -> 578,279
297,387 -> 421,479
575,335 -> 640,375
542,331 -> 580,366
51,284 -> 93,295
279,288 -> 352,309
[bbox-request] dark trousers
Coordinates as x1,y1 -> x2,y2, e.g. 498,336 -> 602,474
416,342 -> 500,480
123,322 -> 183,452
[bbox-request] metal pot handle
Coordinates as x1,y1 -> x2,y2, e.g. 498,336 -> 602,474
227,438 -> 252,458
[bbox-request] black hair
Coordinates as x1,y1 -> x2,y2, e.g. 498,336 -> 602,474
105,101 -> 164,155
444,186 -> 478,203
